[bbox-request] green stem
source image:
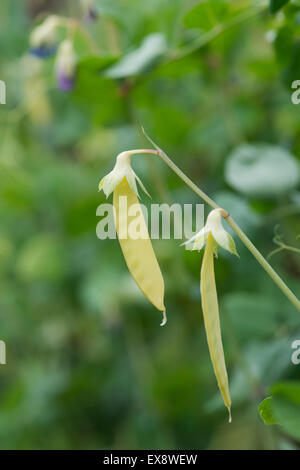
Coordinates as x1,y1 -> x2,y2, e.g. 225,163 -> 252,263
141,130 -> 300,314
269,245 -> 300,258
226,217 -> 300,312
67,18 -> 100,53
165,1 -> 267,63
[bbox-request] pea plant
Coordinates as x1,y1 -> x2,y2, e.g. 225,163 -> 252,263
26,0 -> 300,432
98,130 -> 300,421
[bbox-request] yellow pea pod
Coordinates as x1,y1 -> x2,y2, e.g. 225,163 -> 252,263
113,177 -> 167,326
200,232 -> 231,421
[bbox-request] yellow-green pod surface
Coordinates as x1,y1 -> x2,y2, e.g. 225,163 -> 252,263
200,232 -> 231,421
113,178 -> 166,324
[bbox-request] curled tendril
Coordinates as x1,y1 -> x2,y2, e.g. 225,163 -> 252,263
268,225 -> 300,260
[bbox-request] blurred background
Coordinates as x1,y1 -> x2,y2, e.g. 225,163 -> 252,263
0,0 -> 300,450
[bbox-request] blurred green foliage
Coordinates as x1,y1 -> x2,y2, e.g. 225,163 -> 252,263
0,0 -> 299,450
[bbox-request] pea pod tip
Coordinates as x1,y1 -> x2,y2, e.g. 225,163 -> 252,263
227,407 -> 232,423
160,309 -> 167,327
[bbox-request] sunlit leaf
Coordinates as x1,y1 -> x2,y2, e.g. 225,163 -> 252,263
225,144 -> 300,198
104,33 -> 167,79
258,397 -> 277,424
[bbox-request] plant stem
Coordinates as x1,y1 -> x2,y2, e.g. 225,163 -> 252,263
165,1 -> 267,64
67,19 -> 100,53
141,130 -> 300,313
226,216 -> 300,312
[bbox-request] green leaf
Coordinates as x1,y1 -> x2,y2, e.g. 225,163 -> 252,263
71,57 -> 124,124
104,33 -> 167,79
225,144 -> 300,198
271,383 -> 300,440
270,0 -> 290,14
271,382 -> 300,405
77,56 -> 119,73
184,0 -> 228,31
274,26 -> 294,66
259,382 -> 300,440
258,397 -> 278,424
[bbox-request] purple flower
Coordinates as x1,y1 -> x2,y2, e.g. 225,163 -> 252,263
57,70 -> 75,92
55,40 -> 77,93
84,8 -> 98,22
